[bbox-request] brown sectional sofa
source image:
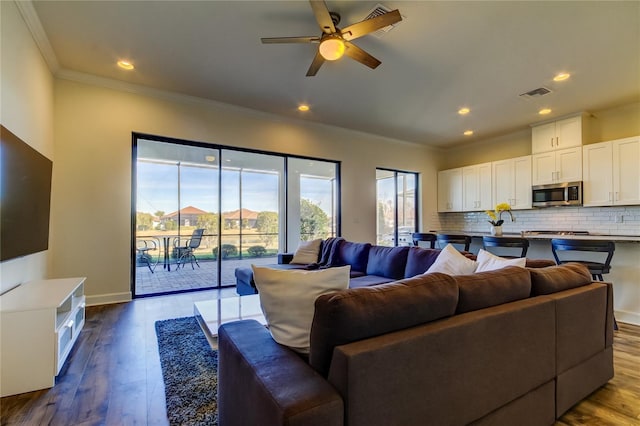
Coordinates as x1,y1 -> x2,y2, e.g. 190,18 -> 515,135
218,262 -> 614,426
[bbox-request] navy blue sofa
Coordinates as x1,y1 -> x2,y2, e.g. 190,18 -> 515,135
236,239 -> 453,295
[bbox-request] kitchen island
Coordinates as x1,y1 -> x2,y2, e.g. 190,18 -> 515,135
429,230 -> 640,326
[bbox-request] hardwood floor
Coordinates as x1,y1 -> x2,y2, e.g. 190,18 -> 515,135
1,290 -> 639,425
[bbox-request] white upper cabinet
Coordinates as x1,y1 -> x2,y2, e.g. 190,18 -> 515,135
584,136 -> 640,206
492,155 -> 532,210
532,147 -> 582,185
462,162 -> 492,211
532,115 -> 584,153
438,168 -> 463,212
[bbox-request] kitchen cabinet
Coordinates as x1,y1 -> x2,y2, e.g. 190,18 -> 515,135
462,162 -> 492,211
531,115 -> 583,153
492,155 -> 532,210
438,168 -> 462,212
532,147 -> 582,185
583,136 -> 640,206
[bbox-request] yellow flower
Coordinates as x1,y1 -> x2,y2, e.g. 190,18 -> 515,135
495,202 -> 511,212
486,202 -> 514,226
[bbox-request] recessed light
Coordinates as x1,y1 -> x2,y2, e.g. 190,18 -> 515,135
458,107 -> 470,115
205,155 -> 215,162
298,104 -> 310,112
463,130 -> 474,136
539,108 -> 552,115
117,60 -> 134,70
553,73 -> 570,82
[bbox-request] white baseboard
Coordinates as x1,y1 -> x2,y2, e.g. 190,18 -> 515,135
615,309 -> 640,326
86,292 -> 131,306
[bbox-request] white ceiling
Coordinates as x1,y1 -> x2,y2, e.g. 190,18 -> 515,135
29,1 -> 640,148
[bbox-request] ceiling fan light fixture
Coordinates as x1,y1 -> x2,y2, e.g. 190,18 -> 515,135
319,37 -> 345,61
117,60 -> 134,70
553,72 -> 571,82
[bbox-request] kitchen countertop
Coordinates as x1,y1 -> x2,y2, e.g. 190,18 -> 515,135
431,230 -> 640,243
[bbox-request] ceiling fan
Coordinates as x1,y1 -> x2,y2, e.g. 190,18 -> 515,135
261,0 -> 402,76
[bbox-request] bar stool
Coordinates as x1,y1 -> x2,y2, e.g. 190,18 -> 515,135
551,238 -> 617,329
412,233 -> 437,249
482,236 -> 529,258
436,234 -> 472,252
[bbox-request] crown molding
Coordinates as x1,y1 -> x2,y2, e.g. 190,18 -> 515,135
15,0 -> 60,73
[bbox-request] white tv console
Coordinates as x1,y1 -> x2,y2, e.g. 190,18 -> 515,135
0,277 -> 86,397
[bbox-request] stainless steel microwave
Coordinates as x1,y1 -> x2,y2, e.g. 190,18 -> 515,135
532,181 -> 582,207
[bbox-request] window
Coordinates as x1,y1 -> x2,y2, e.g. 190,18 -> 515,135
133,135 -> 340,296
376,169 -> 418,246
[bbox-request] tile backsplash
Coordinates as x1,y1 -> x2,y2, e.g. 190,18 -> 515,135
435,205 -> 640,236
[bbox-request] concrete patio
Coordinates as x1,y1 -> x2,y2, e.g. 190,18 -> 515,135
134,256 -> 278,296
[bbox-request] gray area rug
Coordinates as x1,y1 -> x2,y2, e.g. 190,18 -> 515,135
155,316 -> 218,426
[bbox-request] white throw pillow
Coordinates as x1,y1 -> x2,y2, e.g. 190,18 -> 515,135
252,265 -> 350,353
425,244 -> 478,275
290,238 -> 322,264
475,249 -> 526,272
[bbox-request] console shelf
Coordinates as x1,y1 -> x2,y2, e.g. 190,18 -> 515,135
1,277 -> 86,397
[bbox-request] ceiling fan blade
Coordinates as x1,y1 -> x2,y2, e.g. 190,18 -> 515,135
261,36 -> 320,44
344,41 -> 381,69
306,50 -> 325,76
309,0 -> 336,34
341,9 -> 402,41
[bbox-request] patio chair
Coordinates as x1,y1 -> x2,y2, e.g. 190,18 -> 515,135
136,238 -> 159,273
175,228 -> 205,269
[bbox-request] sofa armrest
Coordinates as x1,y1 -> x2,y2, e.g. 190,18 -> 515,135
218,320 -> 343,426
278,253 -> 294,264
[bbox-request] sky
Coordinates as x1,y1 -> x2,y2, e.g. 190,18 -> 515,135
137,161 -> 334,216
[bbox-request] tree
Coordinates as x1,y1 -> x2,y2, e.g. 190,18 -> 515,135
256,211 -> 278,248
154,210 -> 165,218
136,212 -> 153,231
164,219 -> 177,231
300,199 -> 329,241
197,213 -> 219,234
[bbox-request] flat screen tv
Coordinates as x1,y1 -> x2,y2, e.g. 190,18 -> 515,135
0,125 -> 53,261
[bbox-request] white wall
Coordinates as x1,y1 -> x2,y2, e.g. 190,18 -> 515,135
0,1 -> 55,294
52,78 -> 440,304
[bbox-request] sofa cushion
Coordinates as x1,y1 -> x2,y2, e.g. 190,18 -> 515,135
529,262 -> 592,296
525,258 -> 556,268
426,244 -> 478,275
290,238 -> 322,264
404,247 -> 442,278
476,249 -> 527,272
455,266 -> 532,314
309,272 -> 459,377
348,274 -> 395,288
335,241 -> 371,273
365,245 -> 410,279
252,265 -> 351,353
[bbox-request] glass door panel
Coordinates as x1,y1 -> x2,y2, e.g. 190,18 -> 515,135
135,140 -> 219,296
287,158 -> 338,250
219,150 -> 284,286
376,169 -> 395,246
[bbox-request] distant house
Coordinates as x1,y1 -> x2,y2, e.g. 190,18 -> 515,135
161,205 -> 208,227
222,208 -> 259,229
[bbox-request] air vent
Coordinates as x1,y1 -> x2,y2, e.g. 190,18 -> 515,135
519,87 -> 552,100
363,4 -> 403,38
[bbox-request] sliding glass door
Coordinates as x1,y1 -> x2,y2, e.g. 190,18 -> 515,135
133,136 -> 340,297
